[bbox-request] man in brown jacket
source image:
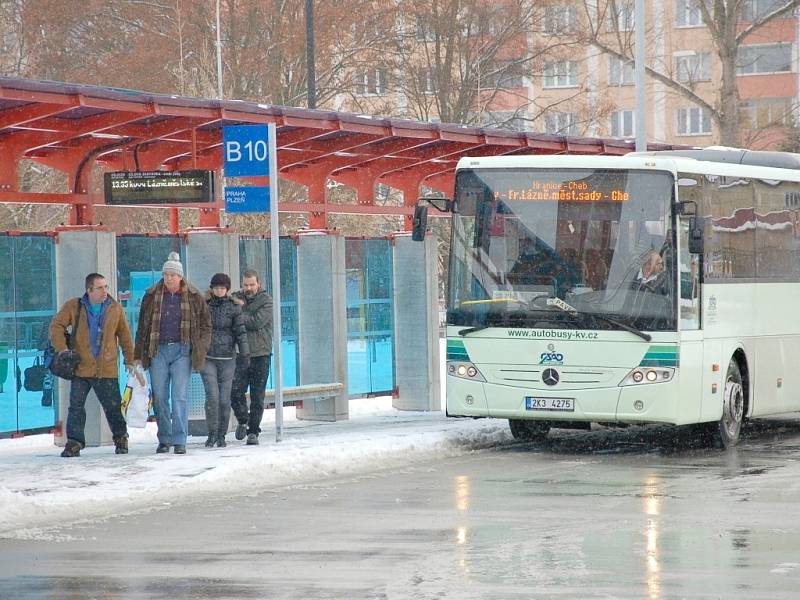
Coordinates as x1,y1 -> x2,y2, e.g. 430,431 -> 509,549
134,252 -> 211,455
51,273 -> 134,457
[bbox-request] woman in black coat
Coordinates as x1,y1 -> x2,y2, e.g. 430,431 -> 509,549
201,273 -> 250,447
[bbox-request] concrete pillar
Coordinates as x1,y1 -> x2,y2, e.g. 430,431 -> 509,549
54,228 -> 118,448
183,229 -> 240,436
184,229 -> 240,294
391,233 -> 441,411
295,232 -> 348,421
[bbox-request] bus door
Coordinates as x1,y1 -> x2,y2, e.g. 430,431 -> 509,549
678,217 -> 701,330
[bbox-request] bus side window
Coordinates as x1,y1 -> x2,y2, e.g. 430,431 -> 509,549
679,218 -> 701,330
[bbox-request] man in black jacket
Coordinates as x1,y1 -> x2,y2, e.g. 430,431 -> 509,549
230,270 -> 273,445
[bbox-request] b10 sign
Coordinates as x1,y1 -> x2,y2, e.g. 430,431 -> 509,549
222,124 -> 270,177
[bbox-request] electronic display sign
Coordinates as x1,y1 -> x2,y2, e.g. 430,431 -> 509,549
104,170 -> 215,206
493,179 -> 630,202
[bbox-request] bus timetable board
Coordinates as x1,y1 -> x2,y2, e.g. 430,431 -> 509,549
104,170 -> 215,205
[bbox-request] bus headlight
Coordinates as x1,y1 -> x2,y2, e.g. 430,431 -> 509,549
448,361 -> 486,382
620,367 -> 674,386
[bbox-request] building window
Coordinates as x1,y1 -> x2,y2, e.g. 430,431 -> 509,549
677,106 -> 712,135
355,69 -> 388,95
609,56 -> 635,86
543,60 -> 578,87
483,60 -> 525,88
737,44 -> 792,74
742,0 -> 787,21
544,111 -> 577,135
675,0 -> 709,27
543,4 -> 577,35
675,52 -> 711,82
740,98 -> 793,128
607,2 -> 634,31
418,68 -> 437,94
610,110 -> 635,137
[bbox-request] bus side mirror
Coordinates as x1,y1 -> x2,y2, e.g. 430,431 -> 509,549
688,217 -> 704,254
411,204 -> 428,241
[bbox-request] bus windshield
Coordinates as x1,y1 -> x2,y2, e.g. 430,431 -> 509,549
447,168 -> 677,332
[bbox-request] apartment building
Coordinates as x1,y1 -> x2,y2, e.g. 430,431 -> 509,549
340,1 -> 799,150
529,0 -> 800,149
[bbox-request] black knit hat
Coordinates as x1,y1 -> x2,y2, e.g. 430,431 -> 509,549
210,273 -> 231,290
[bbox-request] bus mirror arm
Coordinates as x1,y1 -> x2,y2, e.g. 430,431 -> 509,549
412,197 -> 453,242
419,197 -> 453,213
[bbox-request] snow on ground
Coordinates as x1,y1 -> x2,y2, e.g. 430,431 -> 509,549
0,397 -> 510,539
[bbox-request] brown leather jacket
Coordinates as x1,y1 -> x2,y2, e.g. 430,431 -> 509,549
50,296 -> 134,379
133,280 -> 212,371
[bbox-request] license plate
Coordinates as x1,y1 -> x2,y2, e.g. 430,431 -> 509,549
525,397 -> 574,412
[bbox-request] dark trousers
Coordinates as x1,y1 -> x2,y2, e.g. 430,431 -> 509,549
230,354 -> 270,435
66,376 -> 127,447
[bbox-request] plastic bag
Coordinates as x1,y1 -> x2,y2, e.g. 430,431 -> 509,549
121,368 -> 152,428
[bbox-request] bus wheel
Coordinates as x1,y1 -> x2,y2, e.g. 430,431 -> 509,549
509,419 -> 550,442
708,359 -> 745,449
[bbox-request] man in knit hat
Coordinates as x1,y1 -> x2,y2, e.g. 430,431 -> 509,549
134,252 -> 211,455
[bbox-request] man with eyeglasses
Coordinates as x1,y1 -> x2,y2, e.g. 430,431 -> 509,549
51,273 -> 135,458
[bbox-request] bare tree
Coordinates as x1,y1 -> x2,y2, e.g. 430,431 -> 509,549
580,0 -> 800,146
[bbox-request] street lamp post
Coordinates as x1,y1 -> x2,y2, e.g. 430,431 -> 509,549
634,0 -> 646,151
216,0 -> 224,99
306,0 -> 316,109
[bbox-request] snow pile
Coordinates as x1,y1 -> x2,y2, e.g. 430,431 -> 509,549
0,398 -> 509,538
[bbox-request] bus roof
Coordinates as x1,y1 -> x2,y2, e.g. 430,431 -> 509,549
456,150 -> 800,183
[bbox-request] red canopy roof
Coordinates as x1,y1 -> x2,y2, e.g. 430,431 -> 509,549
0,77 -> 681,229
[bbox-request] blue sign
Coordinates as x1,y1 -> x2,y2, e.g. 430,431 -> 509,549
224,186 -> 270,213
223,125 -> 269,177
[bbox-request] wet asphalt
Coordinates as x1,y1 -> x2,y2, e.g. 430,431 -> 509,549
2,419 -> 800,599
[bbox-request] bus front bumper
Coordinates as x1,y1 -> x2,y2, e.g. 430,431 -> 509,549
447,375 -> 680,424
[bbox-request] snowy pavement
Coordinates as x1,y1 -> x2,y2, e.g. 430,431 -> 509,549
0,398 -> 510,539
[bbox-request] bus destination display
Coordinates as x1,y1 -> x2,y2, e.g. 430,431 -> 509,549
104,170 -> 215,205
494,179 -> 630,202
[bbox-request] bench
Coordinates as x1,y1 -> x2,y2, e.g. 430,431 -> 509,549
187,383 -> 345,435
264,382 -> 345,410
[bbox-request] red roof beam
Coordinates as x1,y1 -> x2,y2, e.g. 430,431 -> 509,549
0,98 -> 83,129
278,201 -> 414,216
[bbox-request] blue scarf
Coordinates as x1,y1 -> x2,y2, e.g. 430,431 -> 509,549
81,295 -> 110,358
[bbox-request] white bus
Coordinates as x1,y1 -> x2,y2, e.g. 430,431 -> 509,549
414,149 -> 800,448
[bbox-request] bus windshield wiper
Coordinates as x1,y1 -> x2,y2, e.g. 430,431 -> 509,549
588,313 -> 652,342
533,296 -> 651,341
458,325 -> 490,336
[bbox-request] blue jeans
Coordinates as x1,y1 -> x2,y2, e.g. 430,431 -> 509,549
149,342 -> 191,446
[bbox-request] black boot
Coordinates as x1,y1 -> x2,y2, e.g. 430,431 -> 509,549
205,434 -> 216,448
60,439 -> 81,458
114,436 -> 129,455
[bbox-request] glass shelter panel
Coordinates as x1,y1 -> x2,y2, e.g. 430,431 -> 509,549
345,239 -> 395,396
239,237 -> 299,387
0,235 -> 58,436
